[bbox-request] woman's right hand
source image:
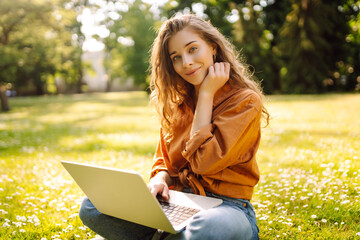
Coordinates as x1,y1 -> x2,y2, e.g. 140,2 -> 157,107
148,171 -> 171,200
199,62 -> 230,96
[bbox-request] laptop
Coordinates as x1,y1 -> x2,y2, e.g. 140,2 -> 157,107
61,161 -> 223,234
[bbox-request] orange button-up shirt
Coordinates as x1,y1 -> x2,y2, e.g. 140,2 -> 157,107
150,84 -> 262,200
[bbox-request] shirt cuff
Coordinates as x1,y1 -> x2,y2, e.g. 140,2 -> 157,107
150,166 -> 168,179
181,124 -> 213,160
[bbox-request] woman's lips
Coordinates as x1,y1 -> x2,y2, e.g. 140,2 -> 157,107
185,67 -> 201,76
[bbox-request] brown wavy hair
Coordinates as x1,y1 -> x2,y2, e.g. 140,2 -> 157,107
149,14 -> 269,140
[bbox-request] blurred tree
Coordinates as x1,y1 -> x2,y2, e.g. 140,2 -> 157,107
0,0 -> 358,105
0,0 -> 52,111
341,0 -> 360,92
164,0 -> 275,93
59,0 -> 90,93
278,0 -> 350,93
13,27 -> 57,96
0,0 -> 96,111
49,0 -> 95,94
158,0 -> 359,94
102,0 -> 156,90
164,0 -> 233,38
231,0 -> 269,92
261,1 -> 292,93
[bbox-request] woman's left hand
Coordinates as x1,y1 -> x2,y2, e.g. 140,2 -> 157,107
199,62 -> 230,96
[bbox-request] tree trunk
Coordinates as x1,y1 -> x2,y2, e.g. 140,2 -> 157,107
76,68 -> 83,94
0,86 -> 10,112
106,78 -> 111,92
35,82 -> 44,95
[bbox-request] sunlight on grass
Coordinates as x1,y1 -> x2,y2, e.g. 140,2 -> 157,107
255,94 -> 360,239
1,92 -> 359,239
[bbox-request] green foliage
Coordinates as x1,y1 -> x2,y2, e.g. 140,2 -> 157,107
231,1 -> 268,92
342,0 -> 360,91
0,92 -> 359,239
0,0 -> 93,98
164,0 -> 359,94
103,0 -> 157,90
1,0 -> 360,104
279,0 -> 338,93
261,1 -> 292,93
0,0 -> 53,94
164,0 -> 234,37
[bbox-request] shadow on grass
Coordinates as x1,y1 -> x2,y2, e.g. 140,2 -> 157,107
0,92 -> 158,157
2,92 -> 151,113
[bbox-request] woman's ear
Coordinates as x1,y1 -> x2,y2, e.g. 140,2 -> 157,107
212,44 -> 217,55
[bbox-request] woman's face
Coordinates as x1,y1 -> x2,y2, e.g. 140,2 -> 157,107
168,27 -> 216,87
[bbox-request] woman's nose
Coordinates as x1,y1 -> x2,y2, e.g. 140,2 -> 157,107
182,54 -> 193,67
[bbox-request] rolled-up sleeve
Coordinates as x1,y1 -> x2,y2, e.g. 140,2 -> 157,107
181,124 -> 213,158
181,92 -> 262,175
150,131 -> 169,179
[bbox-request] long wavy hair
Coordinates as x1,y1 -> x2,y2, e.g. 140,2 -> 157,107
149,14 -> 269,140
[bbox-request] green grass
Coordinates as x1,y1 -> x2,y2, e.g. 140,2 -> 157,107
1,92 -> 359,239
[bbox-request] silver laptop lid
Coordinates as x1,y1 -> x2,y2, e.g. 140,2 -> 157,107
62,161 -> 175,233
61,161 -> 223,234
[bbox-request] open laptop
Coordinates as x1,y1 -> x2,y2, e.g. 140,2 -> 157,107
61,161 -> 223,234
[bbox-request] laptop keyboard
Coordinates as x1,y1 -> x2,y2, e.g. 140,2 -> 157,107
158,200 -> 200,226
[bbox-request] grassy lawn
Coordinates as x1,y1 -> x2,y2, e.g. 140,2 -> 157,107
1,92 -> 359,239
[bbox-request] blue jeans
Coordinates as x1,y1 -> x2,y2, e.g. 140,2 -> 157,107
79,191 -> 259,240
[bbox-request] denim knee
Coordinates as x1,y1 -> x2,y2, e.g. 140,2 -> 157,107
184,207 -> 253,240
79,197 -> 98,227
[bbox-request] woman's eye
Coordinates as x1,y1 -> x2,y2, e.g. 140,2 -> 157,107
189,47 -> 197,53
172,56 -> 180,62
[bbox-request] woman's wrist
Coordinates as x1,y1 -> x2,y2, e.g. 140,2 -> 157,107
198,89 -> 215,100
152,170 -> 173,186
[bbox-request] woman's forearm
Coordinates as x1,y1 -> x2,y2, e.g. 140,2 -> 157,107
190,63 -> 230,137
190,91 -> 214,137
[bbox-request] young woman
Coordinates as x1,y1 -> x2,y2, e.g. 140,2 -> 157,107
79,13 -> 269,240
